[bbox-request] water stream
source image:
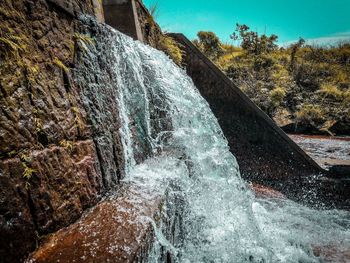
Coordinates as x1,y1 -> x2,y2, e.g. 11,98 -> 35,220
81,19 -> 350,263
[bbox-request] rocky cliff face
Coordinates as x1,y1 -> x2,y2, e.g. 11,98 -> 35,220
0,1 -> 125,261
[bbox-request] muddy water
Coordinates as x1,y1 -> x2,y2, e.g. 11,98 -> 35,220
289,135 -> 350,169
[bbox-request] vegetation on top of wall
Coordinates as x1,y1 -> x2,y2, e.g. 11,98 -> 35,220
193,25 -> 350,135
158,35 -> 183,65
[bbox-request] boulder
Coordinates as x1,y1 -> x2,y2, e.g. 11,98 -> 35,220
26,186 -> 163,263
0,140 -> 102,262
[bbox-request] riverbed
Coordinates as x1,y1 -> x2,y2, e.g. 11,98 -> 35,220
289,134 -> 350,169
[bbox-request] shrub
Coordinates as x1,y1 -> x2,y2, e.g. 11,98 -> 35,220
333,68 -> 348,83
343,90 -> 350,104
318,83 -> 342,100
194,31 -> 224,60
158,35 -> 183,65
270,87 -> 286,107
216,49 -> 243,70
295,104 -> 324,124
253,54 -> 276,71
231,23 -> 278,55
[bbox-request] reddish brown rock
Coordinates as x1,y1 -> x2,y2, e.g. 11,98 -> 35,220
0,1 -> 115,261
313,245 -> 350,263
0,0 -> 92,157
251,183 -> 286,199
26,186 -> 162,263
0,140 -> 102,262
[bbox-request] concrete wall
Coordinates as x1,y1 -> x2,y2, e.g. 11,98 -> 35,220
110,1 -> 323,184
103,0 -> 143,41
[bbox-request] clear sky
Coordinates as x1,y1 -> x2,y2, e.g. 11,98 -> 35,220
143,0 -> 350,46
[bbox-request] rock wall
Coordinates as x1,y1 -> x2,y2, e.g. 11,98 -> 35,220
0,0 -> 125,261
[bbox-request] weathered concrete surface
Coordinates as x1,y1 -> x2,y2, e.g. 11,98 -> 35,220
103,0 -> 163,49
103,0 -> 144,42
134,0 -> 162,47
26,186 -> 162,263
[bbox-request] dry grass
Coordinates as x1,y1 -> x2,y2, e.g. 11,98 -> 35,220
53,57 -> 69,73
158,35 -> 183,65
318,83 -> 343,100
295,104 -> 324,124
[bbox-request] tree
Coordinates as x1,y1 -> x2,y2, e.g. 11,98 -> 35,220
289,38 -> 305,71
231,23 -> 278,55
193,31 -> 224,60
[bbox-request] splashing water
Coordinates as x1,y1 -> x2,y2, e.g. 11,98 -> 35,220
82,19 -> 350,263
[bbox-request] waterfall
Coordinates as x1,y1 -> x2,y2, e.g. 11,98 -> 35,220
78,18 -> 350,263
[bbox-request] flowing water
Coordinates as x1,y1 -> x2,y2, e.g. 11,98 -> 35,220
81,19 -> 350,263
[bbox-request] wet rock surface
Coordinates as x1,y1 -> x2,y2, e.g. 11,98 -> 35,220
26,186 -> 162,263
313,245 -> 350,263
0,1 -> 122,261
0,140 -> 102,262
289,134 -> 350,169
251,183 -> 286,199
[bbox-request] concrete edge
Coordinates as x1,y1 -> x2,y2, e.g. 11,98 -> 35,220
131,0 -> 144,42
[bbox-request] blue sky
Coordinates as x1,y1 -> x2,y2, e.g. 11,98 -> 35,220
143,0 -> 350,46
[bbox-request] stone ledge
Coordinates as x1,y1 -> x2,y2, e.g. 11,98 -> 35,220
26,185 -> 163,263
